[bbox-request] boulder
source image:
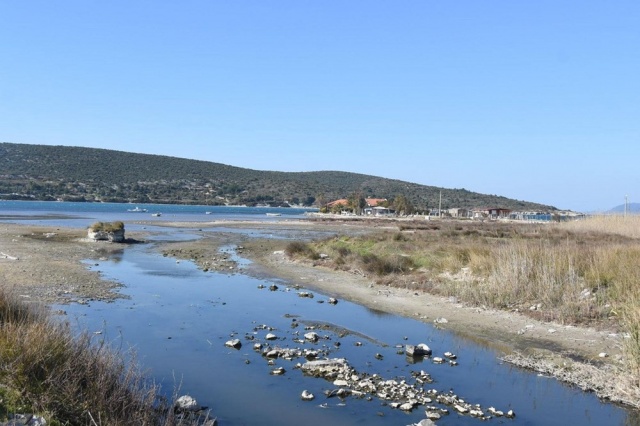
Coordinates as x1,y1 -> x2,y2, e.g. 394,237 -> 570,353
225,339 -> 242,349
87,228 -> 125,242
406,343 -> 432,357
301,390 -> 315,401
175,395 -> 201,412
304,332 -> 319,342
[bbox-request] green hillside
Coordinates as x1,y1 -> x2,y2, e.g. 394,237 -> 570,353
0,142 -> 555,211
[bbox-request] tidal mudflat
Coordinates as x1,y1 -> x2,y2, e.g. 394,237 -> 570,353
1,212 -> 638,425
51,231 -> 634,425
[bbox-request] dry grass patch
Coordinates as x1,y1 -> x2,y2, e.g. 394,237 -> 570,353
0,288 -> 199,425
298,218 -> 640,380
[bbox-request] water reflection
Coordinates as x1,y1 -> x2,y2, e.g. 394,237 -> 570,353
57,239 -> 635,425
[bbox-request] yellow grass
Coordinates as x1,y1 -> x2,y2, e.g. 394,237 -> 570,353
0,288 -> 203,425
304,218 -> 640,379
558,214 -> 640,239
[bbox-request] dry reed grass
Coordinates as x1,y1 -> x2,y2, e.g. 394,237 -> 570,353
297,217 -> 640,381
558,214 -> 640,239
0,288 -> 200,425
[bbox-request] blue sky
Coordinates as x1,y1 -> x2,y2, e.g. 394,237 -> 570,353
1,1 -> 638,212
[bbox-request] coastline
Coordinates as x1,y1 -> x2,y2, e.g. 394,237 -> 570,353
1,219 -> 638,408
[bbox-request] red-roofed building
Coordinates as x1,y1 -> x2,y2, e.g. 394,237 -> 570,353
325,198 -> 389,215
326,199 -> 349,208
365,198 -> 387,207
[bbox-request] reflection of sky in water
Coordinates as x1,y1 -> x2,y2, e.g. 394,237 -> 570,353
56,243 -> 633,426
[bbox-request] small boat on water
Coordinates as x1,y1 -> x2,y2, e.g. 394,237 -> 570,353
205,211 -> 212,215
127,206 -> 148,213
265,213 -> 281,216
151,212 -> 162,217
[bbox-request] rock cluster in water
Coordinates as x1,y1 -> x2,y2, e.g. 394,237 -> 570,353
299,358 -> 514,421
222,313 -> 516,423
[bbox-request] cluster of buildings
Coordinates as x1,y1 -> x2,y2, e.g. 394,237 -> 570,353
439,208 -> 583,221
324,198 -> 582,222
325,198 -> 394,216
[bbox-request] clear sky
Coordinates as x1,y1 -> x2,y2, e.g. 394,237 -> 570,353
1,1 -> 638,212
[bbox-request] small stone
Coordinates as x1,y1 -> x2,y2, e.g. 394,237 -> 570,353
270,366 -> 286,375
175,395 -> 201,412
454,404 -> 468,413
304,332 -> 319,342
225,339 -> 242,349
301,390 -> 315,401
399,402 -> 414,411
425,411 -> 441,420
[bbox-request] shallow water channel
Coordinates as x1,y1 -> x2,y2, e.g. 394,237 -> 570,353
56,229 -> 637,426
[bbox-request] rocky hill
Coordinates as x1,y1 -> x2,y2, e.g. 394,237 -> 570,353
0,142 -> 555,211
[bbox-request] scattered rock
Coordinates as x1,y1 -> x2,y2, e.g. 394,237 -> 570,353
175,395 -> 201,412
225,339 -> 242,349
301,390 -> 315,401
270,366 -> 286,375
304,332 -> 319,342
406,343 -> 432,357
415,419 -> 436,426
2,414 -> 47,426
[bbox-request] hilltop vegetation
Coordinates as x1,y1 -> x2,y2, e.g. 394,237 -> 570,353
0,142 -> 555,211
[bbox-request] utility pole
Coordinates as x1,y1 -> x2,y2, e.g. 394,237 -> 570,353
625,195 -> 628,218
438,191 -> 442,218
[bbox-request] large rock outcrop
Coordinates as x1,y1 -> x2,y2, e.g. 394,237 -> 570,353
87,221 -> 126,242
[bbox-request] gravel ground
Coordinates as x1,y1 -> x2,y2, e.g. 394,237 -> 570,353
0,224 -> 134,304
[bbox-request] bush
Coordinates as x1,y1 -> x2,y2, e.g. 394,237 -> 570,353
89,221 -> 125,233
359,253 -> 415,276
285,241 -> 319,260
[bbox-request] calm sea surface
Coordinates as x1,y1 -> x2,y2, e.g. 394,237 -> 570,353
1,201 -> 637,425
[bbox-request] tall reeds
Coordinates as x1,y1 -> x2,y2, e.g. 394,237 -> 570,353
0,288 -> 180,425
304,217 -> 640,376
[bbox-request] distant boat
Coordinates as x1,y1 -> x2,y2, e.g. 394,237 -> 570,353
127,206 -> 148,213
266,213 -> 281,216
151,212 -> 162,217
205,211 -> 212,215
